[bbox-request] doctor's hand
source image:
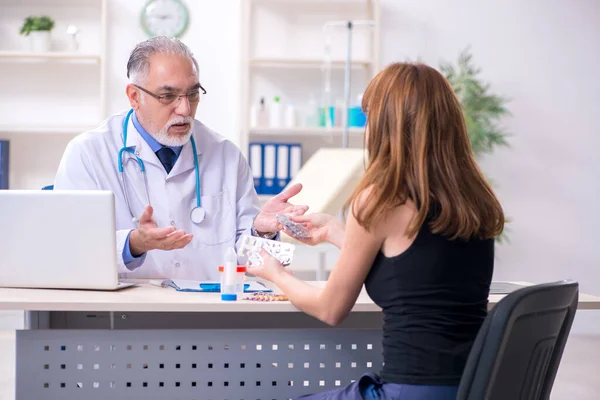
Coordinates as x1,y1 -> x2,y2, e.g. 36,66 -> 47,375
129,205 -> 194,256
253,183 -> 309,234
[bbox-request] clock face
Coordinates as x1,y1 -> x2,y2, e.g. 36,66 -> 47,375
141,0 -> 189,38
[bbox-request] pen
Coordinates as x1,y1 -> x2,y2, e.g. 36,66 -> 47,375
149,279 -> 167,288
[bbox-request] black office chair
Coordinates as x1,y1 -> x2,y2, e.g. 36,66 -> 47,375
457,280 -> 579,400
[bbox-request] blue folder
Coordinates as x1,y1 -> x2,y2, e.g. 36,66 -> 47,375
249,142 -> 302,195
163,279 -> 272,293
0,140 -> 9,190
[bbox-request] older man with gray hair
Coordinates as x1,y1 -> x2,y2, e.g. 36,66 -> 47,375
54,36 -> 306,281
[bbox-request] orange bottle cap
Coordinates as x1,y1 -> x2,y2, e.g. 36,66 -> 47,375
218,265 -> 247,273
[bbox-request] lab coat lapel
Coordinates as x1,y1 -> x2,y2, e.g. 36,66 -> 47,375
124,115 -> 162,169
169,127 -> 202,178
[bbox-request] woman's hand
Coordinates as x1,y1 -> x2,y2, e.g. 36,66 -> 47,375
283,213 -> 344,248
246,249 -> 291,283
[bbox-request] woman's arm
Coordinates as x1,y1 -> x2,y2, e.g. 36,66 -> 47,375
325,217 -> 345,249
251,192 -> 387,326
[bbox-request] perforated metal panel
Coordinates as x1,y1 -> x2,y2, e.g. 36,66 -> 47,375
17,329 -> 383,400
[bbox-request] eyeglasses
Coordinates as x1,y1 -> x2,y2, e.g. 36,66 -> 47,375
134,84 -> 207,106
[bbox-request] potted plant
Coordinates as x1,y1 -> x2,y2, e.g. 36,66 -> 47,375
439,48 -> 511,242
439,48 -> 510,160
20,16 -> 55,52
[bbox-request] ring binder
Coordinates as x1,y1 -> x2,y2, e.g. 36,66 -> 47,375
0,140 -> 9,190
249,142 -> 302,195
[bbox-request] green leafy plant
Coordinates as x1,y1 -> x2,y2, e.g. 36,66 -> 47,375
19,16 -> 55,36
439,48 -> 510,159
439,48 -> 511,242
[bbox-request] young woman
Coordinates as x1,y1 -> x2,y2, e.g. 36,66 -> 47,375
247,62 -> 505,400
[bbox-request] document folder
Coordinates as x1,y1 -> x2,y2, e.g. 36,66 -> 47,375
165,279 -> 272,293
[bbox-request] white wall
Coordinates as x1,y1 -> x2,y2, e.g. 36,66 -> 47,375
379,0 -> 600,331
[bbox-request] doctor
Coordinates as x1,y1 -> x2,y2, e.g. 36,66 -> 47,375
54,36 -> 306,281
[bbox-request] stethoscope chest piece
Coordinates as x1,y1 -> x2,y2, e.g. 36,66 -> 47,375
190,206 -> 205,224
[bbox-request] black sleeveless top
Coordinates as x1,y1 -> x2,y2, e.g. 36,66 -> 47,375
365,218 -> 494,385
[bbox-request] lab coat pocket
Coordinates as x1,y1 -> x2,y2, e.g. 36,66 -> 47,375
194,190 -> 236,246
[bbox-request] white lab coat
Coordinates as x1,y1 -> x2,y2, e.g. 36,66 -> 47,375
54,110 -> 260,281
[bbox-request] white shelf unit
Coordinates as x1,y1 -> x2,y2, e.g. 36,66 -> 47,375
239,0 -> 380,168
0,51 -> 101,62
249,57 -> 373,70
249,126 -> 366,136
0,0 -> 108,134
0,124 -> 100,135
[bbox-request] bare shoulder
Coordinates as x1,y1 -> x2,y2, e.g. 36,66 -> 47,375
351,186 -> 415,236
350,185 -> 376,210
380,200 -> 419,257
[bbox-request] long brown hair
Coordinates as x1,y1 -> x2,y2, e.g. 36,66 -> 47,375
344,62 -> 504,240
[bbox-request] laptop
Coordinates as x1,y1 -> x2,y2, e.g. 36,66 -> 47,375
0,190 -> 135,290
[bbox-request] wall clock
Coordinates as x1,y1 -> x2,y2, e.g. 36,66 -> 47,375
141,0 -> 189,38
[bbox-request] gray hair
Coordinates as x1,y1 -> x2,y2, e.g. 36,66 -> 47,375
126,36 -> 199,84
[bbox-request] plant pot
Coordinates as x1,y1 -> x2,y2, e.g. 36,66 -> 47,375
28,31 -> 51,52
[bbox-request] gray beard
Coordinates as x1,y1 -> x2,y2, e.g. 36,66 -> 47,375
152,116 -> 194,147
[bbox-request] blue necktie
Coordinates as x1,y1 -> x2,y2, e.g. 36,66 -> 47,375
156,147 -> 176,174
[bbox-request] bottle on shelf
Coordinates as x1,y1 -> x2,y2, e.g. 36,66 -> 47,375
304,93 -> 319,128
348,93 -> 367,128
284,103 -> 296,128
269,96 -> 283,128
250,97 -> 268,128
334,99 -> 345,127
318,96 -> 335,128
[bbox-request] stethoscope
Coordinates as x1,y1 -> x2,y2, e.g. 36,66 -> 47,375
117,109 -> 205,225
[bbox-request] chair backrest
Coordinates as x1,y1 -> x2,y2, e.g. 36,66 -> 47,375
457,280 -> 579,400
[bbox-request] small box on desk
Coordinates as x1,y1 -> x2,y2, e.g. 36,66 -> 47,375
249,142 -> 302,195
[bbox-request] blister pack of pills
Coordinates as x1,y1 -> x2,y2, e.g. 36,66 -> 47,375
238,234 -> 295,266
275,213 -> 310,239
244,292 -> 289,302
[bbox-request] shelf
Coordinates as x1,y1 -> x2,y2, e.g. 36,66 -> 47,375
0,124 -> 98,134
250,0 -> 372,10
249,126 -> 365,136
252,0 -> 369,4
249,58 -> 372,70
241,0 -> 379,161
1,0 -> 104,6
0,51 -> 101,63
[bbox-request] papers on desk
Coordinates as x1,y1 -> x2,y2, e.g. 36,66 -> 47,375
161,279 -> 272,293
489,281 -> 526,294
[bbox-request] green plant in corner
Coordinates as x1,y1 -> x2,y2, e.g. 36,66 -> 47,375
439,47 -> 510,158
19,16 -> 55,36
439,48 -> 511,242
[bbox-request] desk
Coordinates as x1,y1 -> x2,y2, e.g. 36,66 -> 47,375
1,281 -> 599,400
